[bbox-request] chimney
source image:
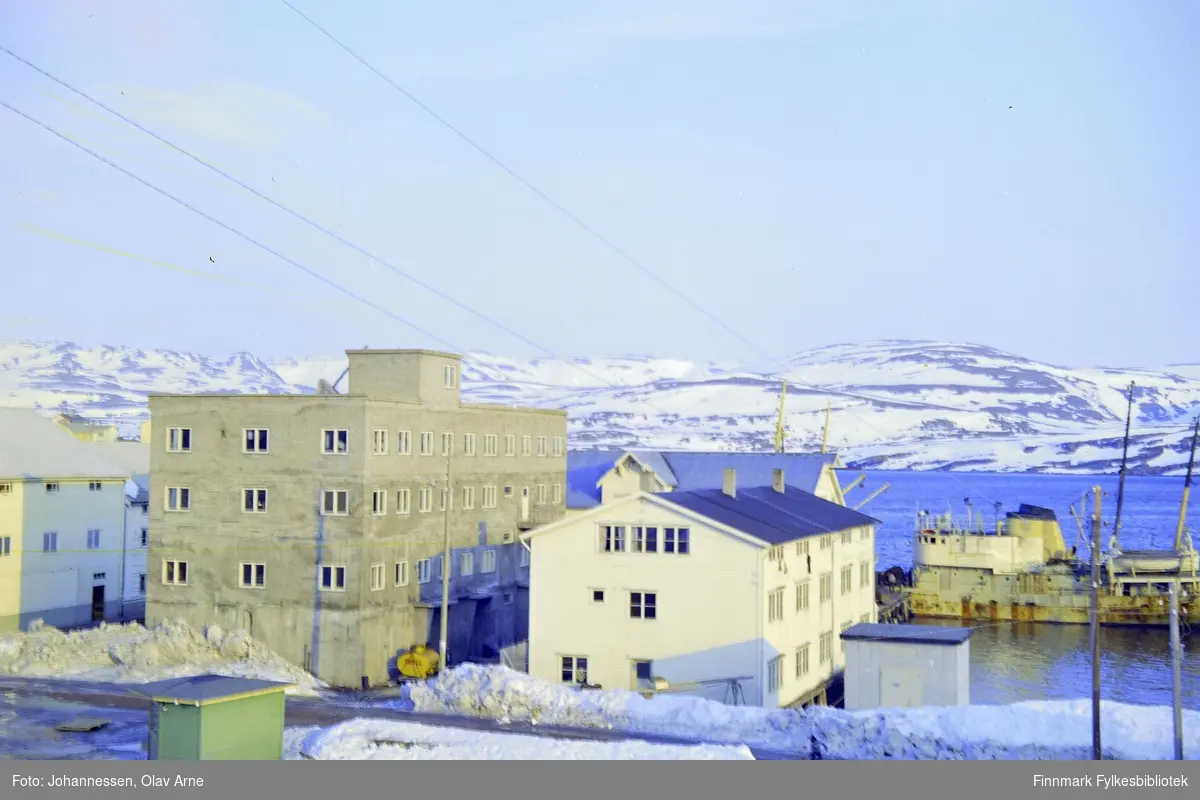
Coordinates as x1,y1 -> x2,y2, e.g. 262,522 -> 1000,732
773,468 -> 785,494
722,468 -> 736,498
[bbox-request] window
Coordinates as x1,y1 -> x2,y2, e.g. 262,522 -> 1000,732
561,655 -> 588,685
664,527 -> 690,554
795,644 -> 811,678
536,436 -> 547,456
321,489 -> 349,516
165,486 -> 191,512
481,549 -> 496,573
162,559 -> 188,586
371,489 -> 387,515
418,487 -> 433,513
419,431 -> 434,456
138,573 -> 147,594
395,560 -> 409,586
631,526 -> 658,553
819,632 -> 832,664
521,435 -> 532,456
860,527 -> 871,541
502,592 -> 514,604
243,488 -> 268,514
601,525 -> 626,553
768,545 -> 785,562
459,551 -> 474,576
768,587 -> 785,622
840,621 -> 852,653
552,483 -> 562,504
504,434 -> 516,456
840,565 -> 853,596
481,485 -> 497,508
320,565 -> 346,591
796,581 -> 810,611
417,558 -> 432,584
860,613 -> 871,624
630,591 -> 657,620
519,547 -> 530,567
592,589 -> 605,603
321,429 -> 349,454
167,427 -> 192,452
397,430 -> 412,455
397,488 -> 411,515
86,529 -> 100,550
372,429 -> 388,455
370,563 -> 386,591
536,484 -> 547,504
440,487 -> 452,511
796,540 -> 809,556
0,536 -> 11,557
0,483 -> 11,494
441,432 -> 454,457
88,481 -> 102,492
860,561 -> 872,588
240,562 -> 266,588
462,486 -> 476,509
140,528 -> 148,547
552,436 -> 563,457
819,573 -> 832,603
841,531 -> 853,545
767,655 -> 784,693
42,531 -> 58,553
44,482 -> 60,493
244,428 -> 269,453
444,364 -> 458,388
820,535 -> 832,550
463,433 -> 477,456
480,433 -> 497,456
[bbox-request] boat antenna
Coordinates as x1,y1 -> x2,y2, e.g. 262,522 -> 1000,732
1173,417 -> 1200,552
774,380 -> 787,454
1111,381 -> 1135,548
821,399 -> 831,455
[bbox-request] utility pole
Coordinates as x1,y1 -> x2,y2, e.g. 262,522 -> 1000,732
1111,382 -> 1134,547
1089,485 -> 1103,761
438,459 -> 452,669
1174,418 -> 1200,552
1169,581 -> 1184,760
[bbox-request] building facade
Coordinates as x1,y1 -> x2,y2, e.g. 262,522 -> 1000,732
0,409 -> 130,632
123,475 -> 150,618
146,349 -> 567,688
522,468 -> 879,709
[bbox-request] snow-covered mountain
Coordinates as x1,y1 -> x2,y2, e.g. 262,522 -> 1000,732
3,338 -> 1199,475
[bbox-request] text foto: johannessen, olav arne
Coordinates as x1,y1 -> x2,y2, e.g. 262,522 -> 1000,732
13,774 -> 204,788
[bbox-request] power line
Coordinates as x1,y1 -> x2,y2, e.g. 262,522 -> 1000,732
275,0 -> 767,358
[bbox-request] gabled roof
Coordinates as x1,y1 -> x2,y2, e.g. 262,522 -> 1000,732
128,674 -> 293,706
0,409 -> 130,480
660,485 -> 880,545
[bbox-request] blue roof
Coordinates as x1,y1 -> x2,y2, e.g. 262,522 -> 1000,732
129,674 -> 293,704
840,623 -> 973,646
660,485 -> 879,545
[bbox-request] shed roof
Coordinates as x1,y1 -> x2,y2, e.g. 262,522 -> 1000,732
661,485 -> 880,545
840,623 -> 973,646
128,674 -> 293,706
0,409 -> 130,480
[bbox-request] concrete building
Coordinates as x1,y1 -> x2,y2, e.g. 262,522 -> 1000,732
146,348 -> 568,689
124,474 -> 150,618
0,409 -> 131,632
564,450 -> 852,515
522,467 -> 880,709
840,623 -> 972,710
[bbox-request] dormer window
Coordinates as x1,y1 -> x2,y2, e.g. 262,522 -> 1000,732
444,364 -> 458,388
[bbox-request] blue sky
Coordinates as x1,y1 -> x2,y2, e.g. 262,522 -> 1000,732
1,0 -> 1197,366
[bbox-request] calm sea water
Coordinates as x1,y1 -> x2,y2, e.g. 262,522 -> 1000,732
861,470 -> 1199,710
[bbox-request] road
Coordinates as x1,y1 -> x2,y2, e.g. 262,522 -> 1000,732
0,676 -> 797,760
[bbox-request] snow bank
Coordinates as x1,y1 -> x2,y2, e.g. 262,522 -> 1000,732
404,664 -> 1200,760
291,718 -> 755,760
0,619 -> 323,695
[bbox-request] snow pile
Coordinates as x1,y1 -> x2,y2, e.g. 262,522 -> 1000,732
291,718 -> 755,760
404,664 -> 1200,760
0,619 -> 323,695
404,664 -> 813,754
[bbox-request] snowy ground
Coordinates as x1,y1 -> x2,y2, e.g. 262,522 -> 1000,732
0,620 -> 323,696
284,720 -> 754,760
401,664 -> 1200,760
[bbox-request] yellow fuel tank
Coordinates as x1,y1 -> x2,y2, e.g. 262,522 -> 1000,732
397,645 -> 440,680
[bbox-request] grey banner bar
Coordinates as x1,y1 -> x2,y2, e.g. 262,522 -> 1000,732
4,761 -> 1198,800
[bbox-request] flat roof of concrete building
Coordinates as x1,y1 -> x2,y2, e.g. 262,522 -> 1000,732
345,348 -> 461,358
840,623 -> 973,646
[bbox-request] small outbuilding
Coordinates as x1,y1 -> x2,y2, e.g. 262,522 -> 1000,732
130,674 -> 292,760
839,623 -> 972,711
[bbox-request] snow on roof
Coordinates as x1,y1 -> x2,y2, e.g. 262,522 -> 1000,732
0,408 -> 130,480
90,440 -> 150,475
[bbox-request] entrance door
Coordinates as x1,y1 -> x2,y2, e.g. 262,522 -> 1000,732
879,667 -> 922,708
630,659 -> 653,690
520,487 -> 530,522
91,585 -> 105,622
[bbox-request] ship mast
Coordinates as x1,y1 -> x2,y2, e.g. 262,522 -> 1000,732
821,400 -> 831,455
1173,417 -> 1200,552
1111,381 -> 1135,548
774,380 -> 787,454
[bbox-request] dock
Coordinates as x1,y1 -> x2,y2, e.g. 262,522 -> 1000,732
877,589 -> 912,624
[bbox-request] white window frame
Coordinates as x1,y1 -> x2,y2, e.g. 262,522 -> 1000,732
463,433 -> 477,456
536,436 -> 547,456
395,560 -> 409,587
320,565 -> 346,592
396,488 -> 411,515
420,431 -> 434,456
441,431 -> 454,457
796,540 -> 810,555
841,531 -> 853,545
819,632 -> 832,664
768,587 -> 785,622
521,435 -> 532,456
819,573 -> 832,603
561,655 -> 588,685
601,525 -> 626,553
462,485 -> 476,509
165,486 -> 191,512
370,563 -> 386,591
88,481 -> 102,492
86,529 -> 101,550
0,536 -> 11,557
418,487 -> 433,513
243,487 -> 268,514
440,486 -> 452,511
243,428 -> 269,453
397,430 -> 412,455
42,531 -> 58,553
840,565 -> 853,596
552,483 -> 562,505
0,483 -> 11,494
767,654 -> 784,693
321,428 -> 349,455
138,573 -> 147,594
535,484 -> 547,505
140,528 -> 148,547
372,429 -> 389,455
371,489 -> 387,516
664,526 -> 690,555
630,590 -> 657,620
591,588 -> 604,603
162,559 -> 189,586
461,551 -> 475,576
796,581 -> 810,611
841,621 -> 852,653
480,549 -> 496,574
795,644 -> 810,678
444,363 -> 458,388
321,489 -> 350,516
417,558 -> 432,584
167,427 -> 192,453
239,562 -> 266,589
483,434 -> 497,456
481,485 -> 497,509
504,434 -> 516,456
552,436 -> 563,457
